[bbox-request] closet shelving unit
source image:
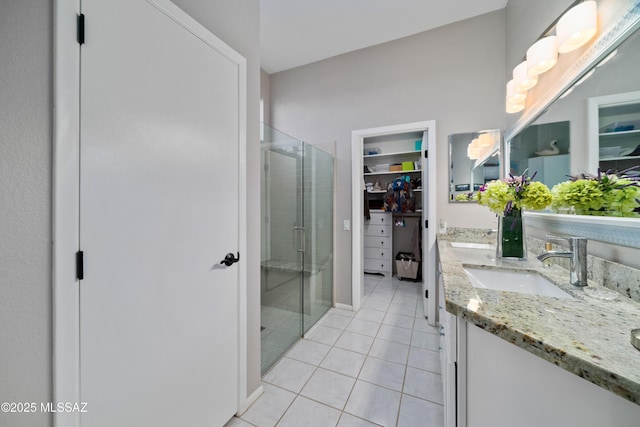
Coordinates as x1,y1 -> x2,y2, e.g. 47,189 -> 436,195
588,91 -> 640,174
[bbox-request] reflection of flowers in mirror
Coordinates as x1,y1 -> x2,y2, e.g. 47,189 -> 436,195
455,192 -> 474,202
550,168 -> 640,217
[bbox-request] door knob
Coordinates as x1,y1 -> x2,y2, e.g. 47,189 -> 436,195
220,252 -> 240,266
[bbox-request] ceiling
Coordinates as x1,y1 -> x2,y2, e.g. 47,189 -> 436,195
260,0 -> 508,74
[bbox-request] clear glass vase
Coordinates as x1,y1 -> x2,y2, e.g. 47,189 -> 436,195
497,208 -> 527,260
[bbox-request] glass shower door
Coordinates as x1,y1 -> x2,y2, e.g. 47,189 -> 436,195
260,126 -> 303,374
302,144 -> 334,334
260,123 -> 334,375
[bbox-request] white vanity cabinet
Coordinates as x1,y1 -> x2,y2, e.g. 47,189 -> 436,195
439,313 -> 640,427
464,323 -> 640,427
438,269 -> 458,426
437,248 -> 640,427
363,212 -> 392,275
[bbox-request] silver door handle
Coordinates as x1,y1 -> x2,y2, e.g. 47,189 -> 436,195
294,226 -> 305,253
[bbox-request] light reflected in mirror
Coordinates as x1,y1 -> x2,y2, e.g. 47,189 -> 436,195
507,25 -> 640,209
449,129 -> 501,202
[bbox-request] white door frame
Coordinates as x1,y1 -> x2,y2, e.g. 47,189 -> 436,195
351,121 -> 437,323
53,1 -> 248,425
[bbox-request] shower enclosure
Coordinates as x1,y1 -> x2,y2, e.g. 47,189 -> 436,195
260,124 -> 334,374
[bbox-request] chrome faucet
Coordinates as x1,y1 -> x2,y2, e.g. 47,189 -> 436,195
537,236 -> 588,287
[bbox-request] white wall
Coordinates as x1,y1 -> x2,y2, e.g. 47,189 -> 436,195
0,2 -> 261,425
0,2 -> 53,426
261,69 -> 272,125
269,11 -> 506,305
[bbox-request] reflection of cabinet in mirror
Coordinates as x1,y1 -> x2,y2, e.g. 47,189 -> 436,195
588,91 -> 640,173
509,121 -> 570,188
528,154 -> 570,188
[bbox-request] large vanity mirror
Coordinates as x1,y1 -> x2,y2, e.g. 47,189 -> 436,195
505,5 -> 640,248
448,129 -> 501,202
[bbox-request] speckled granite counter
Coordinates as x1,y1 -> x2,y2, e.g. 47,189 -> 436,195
437,236 -> 640,405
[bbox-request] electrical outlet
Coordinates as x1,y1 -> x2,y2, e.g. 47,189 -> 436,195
343,219 -> 350,231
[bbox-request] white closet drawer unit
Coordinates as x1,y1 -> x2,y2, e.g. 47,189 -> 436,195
363,258 -> 391,273
364,236 -> 391,248
363,224 -> 390,237
364,247 -> 390,260
363,212 -> 392,275
367,212 -> 389,225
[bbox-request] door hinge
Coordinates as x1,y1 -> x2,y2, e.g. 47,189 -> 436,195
77,14 -> 85,45
425,289 -> 429,299
424,150 -> 428,158
76,250 -> 84,280
425,220 -> 428,228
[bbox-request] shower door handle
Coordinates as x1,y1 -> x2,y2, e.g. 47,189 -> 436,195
294,226 -> 306,253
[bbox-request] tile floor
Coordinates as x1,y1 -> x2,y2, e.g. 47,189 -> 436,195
228,274 -> 444,427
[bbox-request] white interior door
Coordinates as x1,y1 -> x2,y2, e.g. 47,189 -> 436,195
79,1 -> 240,426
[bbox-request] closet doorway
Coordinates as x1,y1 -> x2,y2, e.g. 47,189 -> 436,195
351,121 -> 437,325
260,124 -> 335,374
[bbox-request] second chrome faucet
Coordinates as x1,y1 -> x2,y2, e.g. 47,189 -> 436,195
537,236 -> 588,287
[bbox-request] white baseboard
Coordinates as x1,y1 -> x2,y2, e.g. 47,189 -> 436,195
335,303 -> 353,311
237,384 -> 264,416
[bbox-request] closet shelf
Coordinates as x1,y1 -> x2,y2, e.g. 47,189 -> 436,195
367,188 -> 422,194
364,170 -> 421,176
364,149 -> 421,158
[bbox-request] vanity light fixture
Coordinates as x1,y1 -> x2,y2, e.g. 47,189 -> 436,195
527,36 -> 558,75
506,79 -> 526,104
513,61 -> 538,92
478,133 -> 493,148
556,0 -> 598,53
505,1 -> 599,114
506,102 -> 525,114
467,144 -> 479,160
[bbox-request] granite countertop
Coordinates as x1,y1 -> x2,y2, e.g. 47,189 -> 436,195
437,237 -> 640,405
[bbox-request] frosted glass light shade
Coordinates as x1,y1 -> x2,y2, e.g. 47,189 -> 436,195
527,36 -> 558,75
478,133 -> 492,148
467,140 -> 481,159
513,61 -> 538,92
556,1 -> 597,53
506,80 -> 526,104
506,102 -> 525,114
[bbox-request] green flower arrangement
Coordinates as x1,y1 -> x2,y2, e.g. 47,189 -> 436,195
455,192 -> 473,202
475,171 -> 553,216
550,168 -> 640,217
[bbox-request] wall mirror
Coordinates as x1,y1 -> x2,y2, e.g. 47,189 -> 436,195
505,4 -> 640,248
448,129 -> 501,202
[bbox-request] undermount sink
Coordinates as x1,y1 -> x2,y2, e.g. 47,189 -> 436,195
463,266 -> 574,299
451,242 -> 495,250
